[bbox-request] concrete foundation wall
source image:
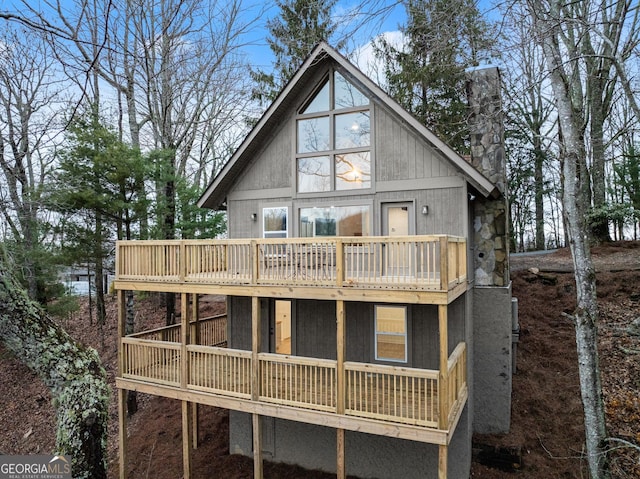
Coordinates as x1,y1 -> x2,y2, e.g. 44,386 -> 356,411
472,284 -> 513,433
229,406 -> 472,479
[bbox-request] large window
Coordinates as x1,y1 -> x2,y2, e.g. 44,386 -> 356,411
375,305 -> 407,363
299,206 -> 370,237
297,71 -> 371,193
263,207 -> 288,238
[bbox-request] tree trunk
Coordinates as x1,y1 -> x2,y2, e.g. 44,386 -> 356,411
535,5 -> 610,475
0,254 -> 109,479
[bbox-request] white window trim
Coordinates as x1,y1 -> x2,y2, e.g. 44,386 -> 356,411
262,206 -> 289,239
374,305 -> 408,363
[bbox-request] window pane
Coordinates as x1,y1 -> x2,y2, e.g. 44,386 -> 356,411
334,72 -> 369,109
375,306 -> 407,362
335,112 -> 370,149
297,156 -> 331,193
299,206 -> 370,237
263,207 -> 287,238
302,79 -> 330,114
298,117 -> 330,153
376,306 -> 406,334
336,152 -> 371,190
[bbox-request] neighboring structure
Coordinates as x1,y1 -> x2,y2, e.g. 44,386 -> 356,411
113,42 -> 512,479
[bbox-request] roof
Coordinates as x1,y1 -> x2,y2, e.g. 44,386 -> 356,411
198,42 -> 497,210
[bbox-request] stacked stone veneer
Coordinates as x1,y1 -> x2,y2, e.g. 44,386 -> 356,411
467,67 -> 509,287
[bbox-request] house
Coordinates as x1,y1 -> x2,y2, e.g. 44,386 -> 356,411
113,42 -> 514,479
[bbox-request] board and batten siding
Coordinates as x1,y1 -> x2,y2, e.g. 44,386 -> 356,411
294,300 -> 337,360
230,113 -> 293,194
374,104 -> 456,181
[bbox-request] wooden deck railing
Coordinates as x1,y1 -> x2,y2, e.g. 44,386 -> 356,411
345,362 -> 439,427
258,353 -> 337,411
115,235 -> 467,291
119,337 -> 467,431
128,314 -> 227,346
188,346 -> 252,398
446,342 -> 468,424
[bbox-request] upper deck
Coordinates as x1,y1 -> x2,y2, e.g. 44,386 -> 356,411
114,235 -> 467,304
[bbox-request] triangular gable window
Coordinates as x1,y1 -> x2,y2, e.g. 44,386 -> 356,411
302,79 -> 330,114
296,70 -> 372,193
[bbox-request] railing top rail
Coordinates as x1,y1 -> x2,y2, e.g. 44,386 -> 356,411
344,361 -> 439,379
128,323 -> 181,337
121,337 -> 182,348
116,234 -> 465,247
447,342 -> 467,371
128,314 -> 226,338
258,352 -> 337,367
187,345 -> 251,357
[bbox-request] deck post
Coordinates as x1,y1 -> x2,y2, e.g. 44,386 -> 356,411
117,290 -> 127,479
117,387 -> 127,479
191,293 -> 200,449
182,400 -> 194,479
251,296 -> 263,479
438,304 -> 449,430
336,300 -> 346,479
181,293 -> 190,389
335,239 -> 344,287
252,413 -> 263,479
439,236 -> 448,291
438,444 -> 448,479
337,428 -> 345,479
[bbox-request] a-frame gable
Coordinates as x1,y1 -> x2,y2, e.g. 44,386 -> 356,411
198,42 -> 497,210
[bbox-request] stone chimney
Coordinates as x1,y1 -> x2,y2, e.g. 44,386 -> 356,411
466,67 -> 509,287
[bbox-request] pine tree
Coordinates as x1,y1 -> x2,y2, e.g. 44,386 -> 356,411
375,0 -> 495,152
50,114 -> 148,325
251,0 -> 341,108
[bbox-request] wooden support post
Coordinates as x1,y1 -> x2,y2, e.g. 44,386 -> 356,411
117,388 -> 127,479
251,296 -> 260,401
336,300 -> 346,479
336,300 -> 345,414
336,428 -> 345,479
190,294 -> 199,446
438,304 -> 449,430
439,236 -> 448,291
181,293 -> 190,390
438,444 -> 448,479
251,240 -> 259,283
251,296 -> 263,479
182,400 -> 194,479
117,290 -> 127,479
252,413 -> 263,479
192,293 -> 200,345
191,403 -> 199,449
335,239 -> 344,287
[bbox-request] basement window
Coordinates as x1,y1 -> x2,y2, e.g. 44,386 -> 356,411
374,305 -> 407,363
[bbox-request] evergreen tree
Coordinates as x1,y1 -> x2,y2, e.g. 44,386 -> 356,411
50,114 -> 148,325
251,0 -> 341,108
375,0 -> 495,152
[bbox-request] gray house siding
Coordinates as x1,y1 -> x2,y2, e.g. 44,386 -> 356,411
229,408 -> 472,479
375,104 -> 456,182
219,54 -> 501,479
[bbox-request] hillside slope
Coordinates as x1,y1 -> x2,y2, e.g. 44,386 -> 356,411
0,241 -> 638,478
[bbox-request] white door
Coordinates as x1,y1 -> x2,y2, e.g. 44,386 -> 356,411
382,203 -> 414,276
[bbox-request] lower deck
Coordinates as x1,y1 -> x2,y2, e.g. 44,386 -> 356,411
118,334 -> 467,442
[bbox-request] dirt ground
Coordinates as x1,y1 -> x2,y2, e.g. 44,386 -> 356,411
0,241 -> 639,478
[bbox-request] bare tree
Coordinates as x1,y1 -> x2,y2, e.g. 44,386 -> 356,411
0,27 -> 66,300
525,1 -> 610,477
501,6 -> 557,250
